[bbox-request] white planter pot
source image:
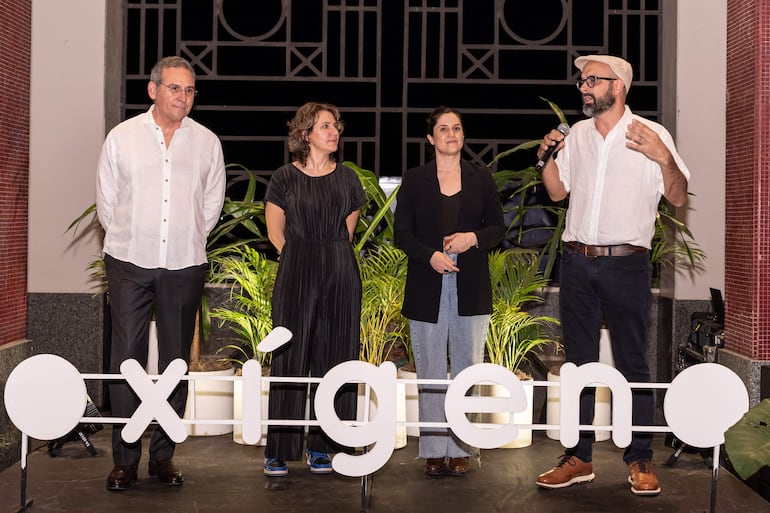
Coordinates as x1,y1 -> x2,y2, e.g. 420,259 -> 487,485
233,377 -> 269,445
397,369 -> 420,437
183,367 -> 235,436
480,382 -> 534,448
357,381 -> 407,449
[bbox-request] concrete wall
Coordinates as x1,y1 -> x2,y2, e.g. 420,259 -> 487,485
674,0 -> 727,300
28,0 -> 105,294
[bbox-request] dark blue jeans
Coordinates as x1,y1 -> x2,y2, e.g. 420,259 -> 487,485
559,245 -> 654,464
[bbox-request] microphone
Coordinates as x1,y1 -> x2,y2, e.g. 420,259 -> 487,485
535,123 -> 570,171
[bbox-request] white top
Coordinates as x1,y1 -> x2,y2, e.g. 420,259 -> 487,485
96,107 -> 226,270
556,106 -> 690,248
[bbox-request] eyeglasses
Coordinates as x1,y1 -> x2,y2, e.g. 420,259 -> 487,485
576,76 -> 617,89
159,83 -> 198,97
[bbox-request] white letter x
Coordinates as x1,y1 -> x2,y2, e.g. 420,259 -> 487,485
120,358 -> 188,444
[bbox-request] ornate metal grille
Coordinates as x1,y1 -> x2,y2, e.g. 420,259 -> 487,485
122,0 -> 662,180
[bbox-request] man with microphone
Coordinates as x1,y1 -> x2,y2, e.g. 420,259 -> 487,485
534,55 -> 689,496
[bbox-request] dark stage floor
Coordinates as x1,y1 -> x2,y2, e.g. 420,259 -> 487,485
1,429 -> 767,513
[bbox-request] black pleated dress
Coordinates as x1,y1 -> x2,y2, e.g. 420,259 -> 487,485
264,162 -> 366,461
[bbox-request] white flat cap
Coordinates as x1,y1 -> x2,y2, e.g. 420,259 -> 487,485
575,54 -> 633,92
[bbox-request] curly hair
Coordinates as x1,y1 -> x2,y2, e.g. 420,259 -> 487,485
287,102 -> 344,166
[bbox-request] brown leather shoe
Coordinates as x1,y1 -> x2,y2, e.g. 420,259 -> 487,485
148,459 -> 184,486
424,457 -> 447,476
628,459 -> 661,495
536,454 -> 595,489
448,457 -> 469,476
106,465 -> 138,492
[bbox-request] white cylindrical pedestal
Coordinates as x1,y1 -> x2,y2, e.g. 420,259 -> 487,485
546,371 -> 561,440
184,367 -> 235,436
397,369 -> 420,437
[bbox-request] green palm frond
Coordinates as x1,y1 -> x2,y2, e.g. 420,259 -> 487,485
345,161 -> 400,254
651,200 -> 706,270
486,305 -> 560,371
486,248 -> 561,374
358,244 -> 409,365
209,246 -> 277,366
489,249 -> 550,306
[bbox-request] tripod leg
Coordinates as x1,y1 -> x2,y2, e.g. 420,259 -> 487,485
47,439 -> 64,458
701,450 -> 714,469
77,430 -> 98,456
709,446 -> 719,513
666,443 -> 685,467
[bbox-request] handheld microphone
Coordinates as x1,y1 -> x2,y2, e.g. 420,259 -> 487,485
535,123 -> 570,172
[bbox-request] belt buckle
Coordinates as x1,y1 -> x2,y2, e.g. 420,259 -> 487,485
576,243 -> 592,257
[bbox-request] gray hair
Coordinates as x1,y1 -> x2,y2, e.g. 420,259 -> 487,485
149,56 -> 195,84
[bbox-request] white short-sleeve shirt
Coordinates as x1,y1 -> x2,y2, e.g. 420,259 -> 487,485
557,106 -> 690,249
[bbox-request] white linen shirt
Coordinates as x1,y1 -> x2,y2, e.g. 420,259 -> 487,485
96,106 -> 226,270
556,106 -> 690,249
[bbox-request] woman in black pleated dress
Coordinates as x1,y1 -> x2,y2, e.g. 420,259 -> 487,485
262,102 -> 366,477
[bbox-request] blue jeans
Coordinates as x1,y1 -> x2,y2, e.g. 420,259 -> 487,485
559,245 -> 654,464
410,267 -> 488,459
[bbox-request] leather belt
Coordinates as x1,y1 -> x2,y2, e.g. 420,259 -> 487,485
565,241 -> 648,257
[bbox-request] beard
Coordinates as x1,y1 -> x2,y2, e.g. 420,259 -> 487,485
582,87 -> 616,117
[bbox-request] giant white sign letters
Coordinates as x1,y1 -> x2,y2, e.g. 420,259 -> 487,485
4,338 -> 750,477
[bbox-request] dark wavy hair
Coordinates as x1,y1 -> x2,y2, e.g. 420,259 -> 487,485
287,102 -> 344,166
426,105 -> 464,136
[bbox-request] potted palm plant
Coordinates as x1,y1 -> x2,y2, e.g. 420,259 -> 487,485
356,244 -> 412,446
207,245 -> 277,444
358,244 -> 409,366
483,248 -> 561,448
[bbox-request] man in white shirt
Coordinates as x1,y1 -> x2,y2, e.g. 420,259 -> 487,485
96,56 -> 226,492
534,55 -> 689,496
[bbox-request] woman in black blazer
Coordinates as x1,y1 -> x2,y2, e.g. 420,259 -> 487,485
394,106 -> 505,477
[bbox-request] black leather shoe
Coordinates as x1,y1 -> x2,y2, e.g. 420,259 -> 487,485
106,465 -> 138,491
148,459 -> 184,486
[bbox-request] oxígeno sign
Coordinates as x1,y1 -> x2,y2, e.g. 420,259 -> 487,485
4,352 -> 749,478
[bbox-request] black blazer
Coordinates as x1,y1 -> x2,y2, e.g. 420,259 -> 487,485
394,159 -> 505,323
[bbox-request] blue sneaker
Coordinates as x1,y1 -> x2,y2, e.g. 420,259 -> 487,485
306,449 -> 333,474
263,458 -> 288,477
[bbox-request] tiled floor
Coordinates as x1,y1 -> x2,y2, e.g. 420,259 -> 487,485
0,429 -> 767,513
